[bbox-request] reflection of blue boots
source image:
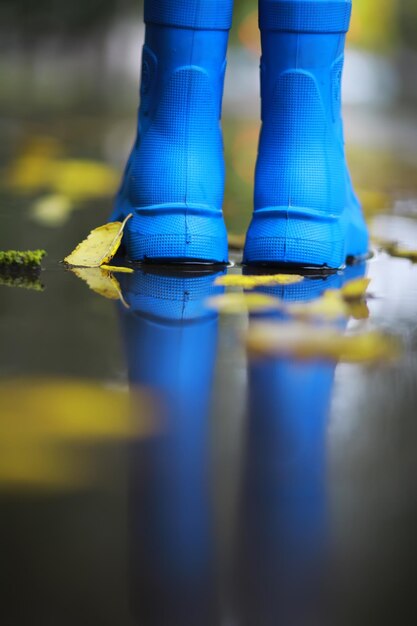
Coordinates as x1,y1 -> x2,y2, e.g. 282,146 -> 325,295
235,348 -> 335,624
244,0 -> 369,268
118,269 -> 223,625
112,1 -> 233,264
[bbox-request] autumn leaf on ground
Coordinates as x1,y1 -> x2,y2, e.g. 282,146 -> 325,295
371,237 -> 417,262
341,277 -> 371,300
215,273 -> 304,289
71,267 -> 129,307
287,290 -> 349,321
382,242 -> 417,263
0,378 -> 155,491
100,264 -> 134,274
64,214 -> 132,268
206,292 -> 281,314
246,322 -> 400,364
348,300 -> 370,321
6,137 -> 119,201
228,233 -> 246,250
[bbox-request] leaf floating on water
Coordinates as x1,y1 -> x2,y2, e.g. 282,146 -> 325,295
100,264 -> 134,274
384,244 -> 417,263
372,237 -> 417,263
347,300 -> 370,321
287,290 -> 349,321
215,273 -> 303,289
228,233 -> 246,251
247,322 -> 400,363
0,250 -> 46,268
64,214 -> 132,268
206,292 -> 281,314
71,267 -> 129,307
341,277 -> 371,300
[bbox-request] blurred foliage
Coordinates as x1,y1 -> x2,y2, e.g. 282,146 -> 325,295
0,0 -> 416,51
0,378 -> 155,491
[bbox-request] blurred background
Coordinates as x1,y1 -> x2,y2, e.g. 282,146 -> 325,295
1,0 -> 417,244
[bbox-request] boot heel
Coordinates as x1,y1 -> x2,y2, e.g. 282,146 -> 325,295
244,209 -> 346,268
125,209 -> 228,264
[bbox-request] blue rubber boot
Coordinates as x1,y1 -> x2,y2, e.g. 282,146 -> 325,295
244,0 -> 369,268
113,0 -> 233,264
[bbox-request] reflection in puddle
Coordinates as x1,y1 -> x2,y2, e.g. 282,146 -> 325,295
118,268 -> 224,625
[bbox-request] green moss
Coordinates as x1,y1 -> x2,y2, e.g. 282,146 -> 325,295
0,250 -> 46,267
0,274 -> 44,291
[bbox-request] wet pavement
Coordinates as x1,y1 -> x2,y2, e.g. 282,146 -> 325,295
1,113 -> 417,625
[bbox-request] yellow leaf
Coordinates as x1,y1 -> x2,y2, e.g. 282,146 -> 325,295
357,188 -> 390,216
215,273 -> 303,288
287,290 -> 348,321
347,300 -> 370,321
372,237 -> 417,263
385,245 -> 417,263
206,292 -> 281,314
64,214 -> 132,268
51,160 -> 119,200
247,322 -> 400,363
228,233 -> 246,250
341,277 -> 371,300
100,264 -> 134,273
72,267 -> 120,300
0,378 -> 156,492
6,144 -> 119,201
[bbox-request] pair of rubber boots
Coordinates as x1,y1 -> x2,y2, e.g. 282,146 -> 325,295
112,0 -> 369,269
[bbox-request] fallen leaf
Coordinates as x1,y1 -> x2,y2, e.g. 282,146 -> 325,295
215,273 -> 303,288
385,244 -> 417,263
0,378 -> 155,491
206,292 -> 281,314
100,264 -> 134,273
287,290 -> 348,321
64,214 -> 132,268
247,322 -> 400,363
49,160 -> 119,200
372,237 -> 417,262
6,140 -> 119,201
357,188 -> 390,217
347,300 -> 370,320
341,277 -> 371,300
71,267 -> 129,307
228,233 -> 246,250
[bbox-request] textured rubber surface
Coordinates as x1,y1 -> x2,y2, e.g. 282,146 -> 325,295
245,0 -> 369,268
145,0 -> 233,30
112,0 -> 232,263
118,268 -> 224,322
259,0 -> 352,32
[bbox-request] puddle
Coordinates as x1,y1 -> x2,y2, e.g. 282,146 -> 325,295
1,115 -> 417,624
